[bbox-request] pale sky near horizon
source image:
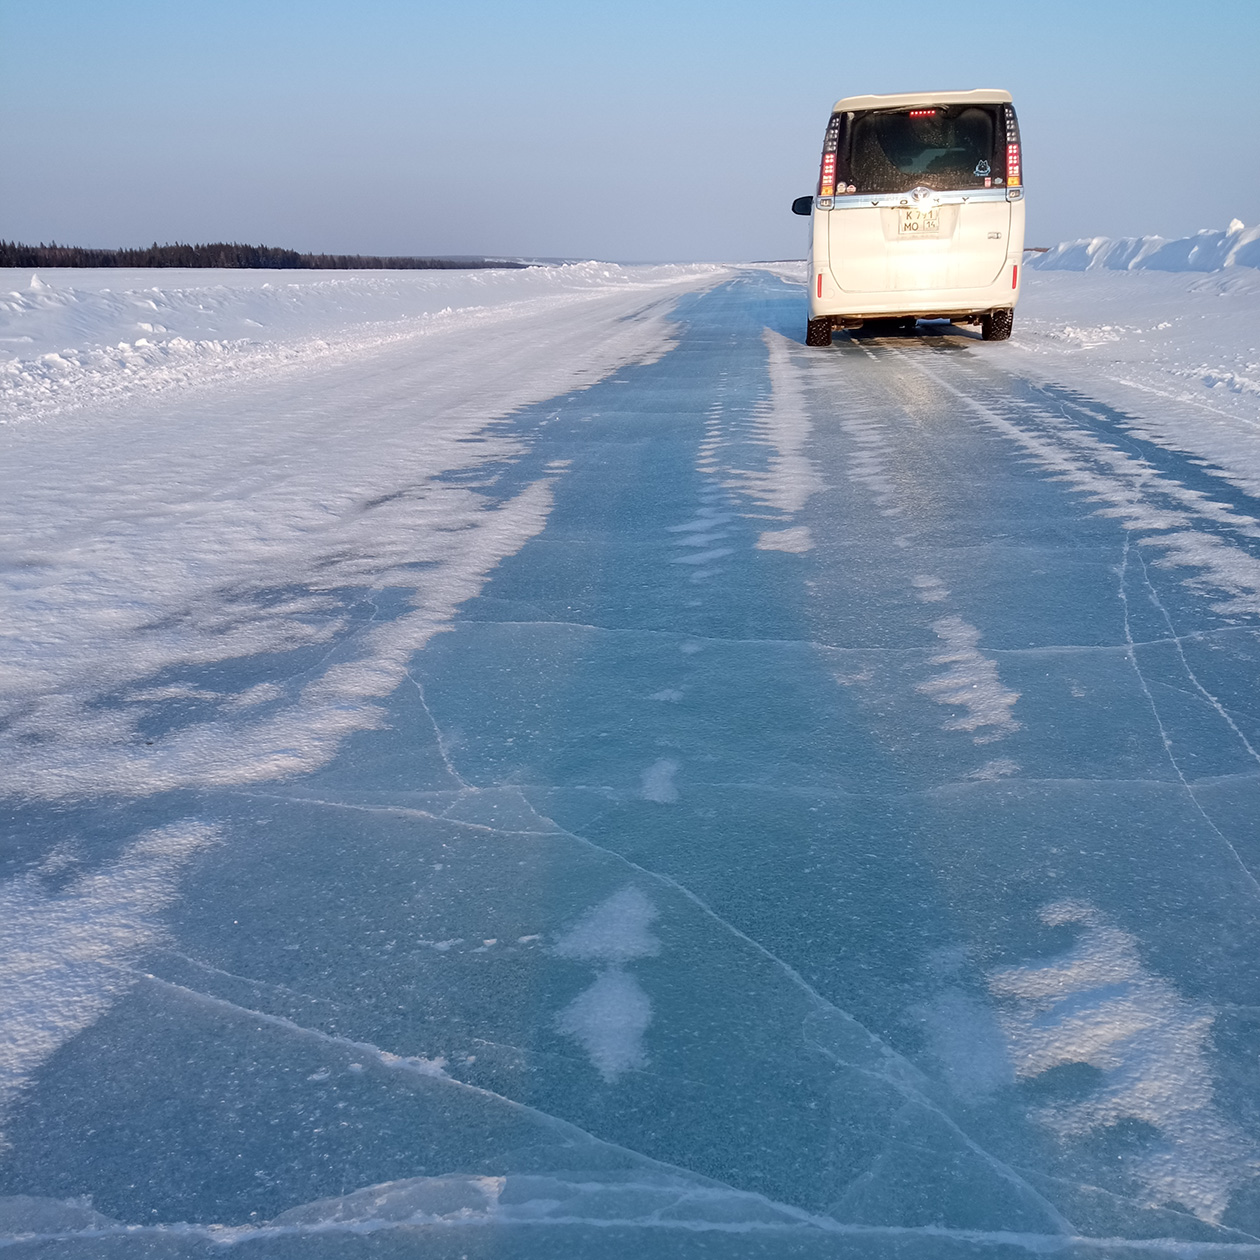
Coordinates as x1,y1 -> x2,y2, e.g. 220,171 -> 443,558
3,0 -> 1257,261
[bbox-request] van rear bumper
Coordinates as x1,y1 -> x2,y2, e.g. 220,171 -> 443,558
809,278 -> 1020,323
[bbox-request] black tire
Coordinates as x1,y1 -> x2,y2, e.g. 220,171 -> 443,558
805,317 -> 832,347
981,308 -> 1013,341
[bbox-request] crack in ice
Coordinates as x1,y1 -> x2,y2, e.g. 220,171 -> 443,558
1119,535 -> 1260,898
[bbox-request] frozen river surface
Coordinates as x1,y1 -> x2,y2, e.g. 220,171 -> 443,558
4,268 -> 1260,1257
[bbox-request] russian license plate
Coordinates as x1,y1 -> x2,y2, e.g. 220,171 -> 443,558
899,208 -> 940,237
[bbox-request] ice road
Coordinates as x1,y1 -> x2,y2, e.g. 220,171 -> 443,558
4,262 -> 1260,1258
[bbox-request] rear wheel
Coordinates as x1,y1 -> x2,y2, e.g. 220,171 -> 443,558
981,308 -> 1013,341
805,317 -> 832,347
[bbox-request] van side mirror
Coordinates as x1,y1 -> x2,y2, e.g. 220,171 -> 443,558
791,196 -> 814,216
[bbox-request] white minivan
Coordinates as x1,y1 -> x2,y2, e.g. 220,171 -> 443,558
792,89 -> 1024,345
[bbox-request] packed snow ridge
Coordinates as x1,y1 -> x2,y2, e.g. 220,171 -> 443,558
0,261 -> 728,424
1030,218 -> 1260,272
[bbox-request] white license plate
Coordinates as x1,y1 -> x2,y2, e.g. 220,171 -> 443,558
898,209 -> 940,237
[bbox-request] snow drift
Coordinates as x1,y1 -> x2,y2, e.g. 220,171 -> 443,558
0,262 -> 727,424
1029,218 -> 1260,272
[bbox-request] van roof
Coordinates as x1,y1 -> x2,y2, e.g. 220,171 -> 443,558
832,89 -> 1012,113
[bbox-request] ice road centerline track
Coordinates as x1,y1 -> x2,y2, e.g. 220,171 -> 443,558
4,271 -> 1260,1256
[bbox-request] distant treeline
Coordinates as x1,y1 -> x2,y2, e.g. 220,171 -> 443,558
0,241 -> 527,270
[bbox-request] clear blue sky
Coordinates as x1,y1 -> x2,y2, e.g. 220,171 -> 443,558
2,0 -> 1257,260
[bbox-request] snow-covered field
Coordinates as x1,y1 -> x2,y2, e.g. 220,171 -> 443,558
4,240 -> 1260,1257
0,262 -> 729,425
1013,225 -> 1260,499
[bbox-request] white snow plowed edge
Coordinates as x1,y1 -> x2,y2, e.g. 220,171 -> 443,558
1006,268 -> 1260,499
1028,219 -> 1260,274
0,264 -> 731,801
1012,220 -> 1260,495
0,262 -> 729,424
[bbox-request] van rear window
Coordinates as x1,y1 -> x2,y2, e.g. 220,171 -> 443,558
843,106 -> 998,194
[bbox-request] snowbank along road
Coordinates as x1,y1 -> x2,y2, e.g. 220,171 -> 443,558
3,256 -> 1260,1258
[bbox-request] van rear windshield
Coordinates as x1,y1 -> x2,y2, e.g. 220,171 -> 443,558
841,106 -> 998,194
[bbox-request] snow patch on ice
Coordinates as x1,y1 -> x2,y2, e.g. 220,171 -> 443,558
552,888 -> 660,1083
0,820 -> 218,1140
1143,528 -> 1260,617
989,900 -> 1260,1224
756,526 -> 813,553
917,615 -> 1021,741
554,967 -> 653,1083
839,411 -> 899,512
0,477 -> 556,799
220,681 -> 285,711
911,575 -> 950,603
721,330 -> 825,515
640,757 -> 680,803
666,511 -> 731,535
648,688 -> 685,702
552,888 -> 661,965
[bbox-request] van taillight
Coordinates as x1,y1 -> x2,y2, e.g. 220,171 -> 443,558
820,152 -> 836,197
1002,104 -> 1022,188
818,113 -> 842,197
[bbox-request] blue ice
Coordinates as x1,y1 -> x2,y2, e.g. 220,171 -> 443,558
5,275 -> 1260,1257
